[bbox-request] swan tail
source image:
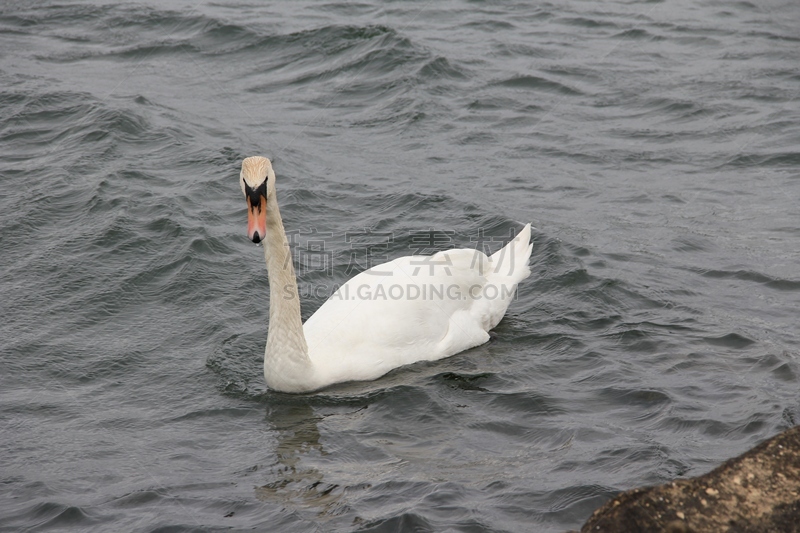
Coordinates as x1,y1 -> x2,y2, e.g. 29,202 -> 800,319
483,223 -> 533,329
491,223 -> 532,276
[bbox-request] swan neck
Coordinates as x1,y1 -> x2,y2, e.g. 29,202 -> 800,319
263,190 -> 311,384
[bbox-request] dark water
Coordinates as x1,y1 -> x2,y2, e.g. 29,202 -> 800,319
2,0 -> 799,531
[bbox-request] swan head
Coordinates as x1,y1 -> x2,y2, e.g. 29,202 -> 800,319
240,156 -> 274,244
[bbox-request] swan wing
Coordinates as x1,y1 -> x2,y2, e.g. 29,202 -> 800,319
302,224 -> 532,385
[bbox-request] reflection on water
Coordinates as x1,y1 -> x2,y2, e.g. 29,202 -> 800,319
255,402 -> 344,519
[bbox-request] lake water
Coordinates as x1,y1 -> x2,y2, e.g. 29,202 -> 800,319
1,1 -> 799,531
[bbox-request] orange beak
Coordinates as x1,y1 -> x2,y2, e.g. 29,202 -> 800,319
247,195 -> 267,243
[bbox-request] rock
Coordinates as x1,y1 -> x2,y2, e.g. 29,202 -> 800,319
579,425 -> 800,533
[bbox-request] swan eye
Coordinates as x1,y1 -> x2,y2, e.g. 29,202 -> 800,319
244,180 -> 267,209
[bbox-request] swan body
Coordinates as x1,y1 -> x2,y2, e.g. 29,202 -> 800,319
239,156 -> 533,393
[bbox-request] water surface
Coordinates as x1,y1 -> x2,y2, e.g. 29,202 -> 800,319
1,1 -> 799,531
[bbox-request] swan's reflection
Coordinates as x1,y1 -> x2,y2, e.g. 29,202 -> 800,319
255,400 -> 344,517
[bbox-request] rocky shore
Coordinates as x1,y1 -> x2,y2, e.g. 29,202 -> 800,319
576,425 -> 800,533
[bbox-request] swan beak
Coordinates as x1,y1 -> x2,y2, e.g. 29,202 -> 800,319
247,195 -> 267,244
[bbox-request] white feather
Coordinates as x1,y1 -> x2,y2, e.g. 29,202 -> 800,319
240,157 -> 533,393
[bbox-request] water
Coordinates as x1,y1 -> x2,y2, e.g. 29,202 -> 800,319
1,0 -> 799,531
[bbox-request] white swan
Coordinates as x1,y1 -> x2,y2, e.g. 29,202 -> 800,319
239,156 -> 533,393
